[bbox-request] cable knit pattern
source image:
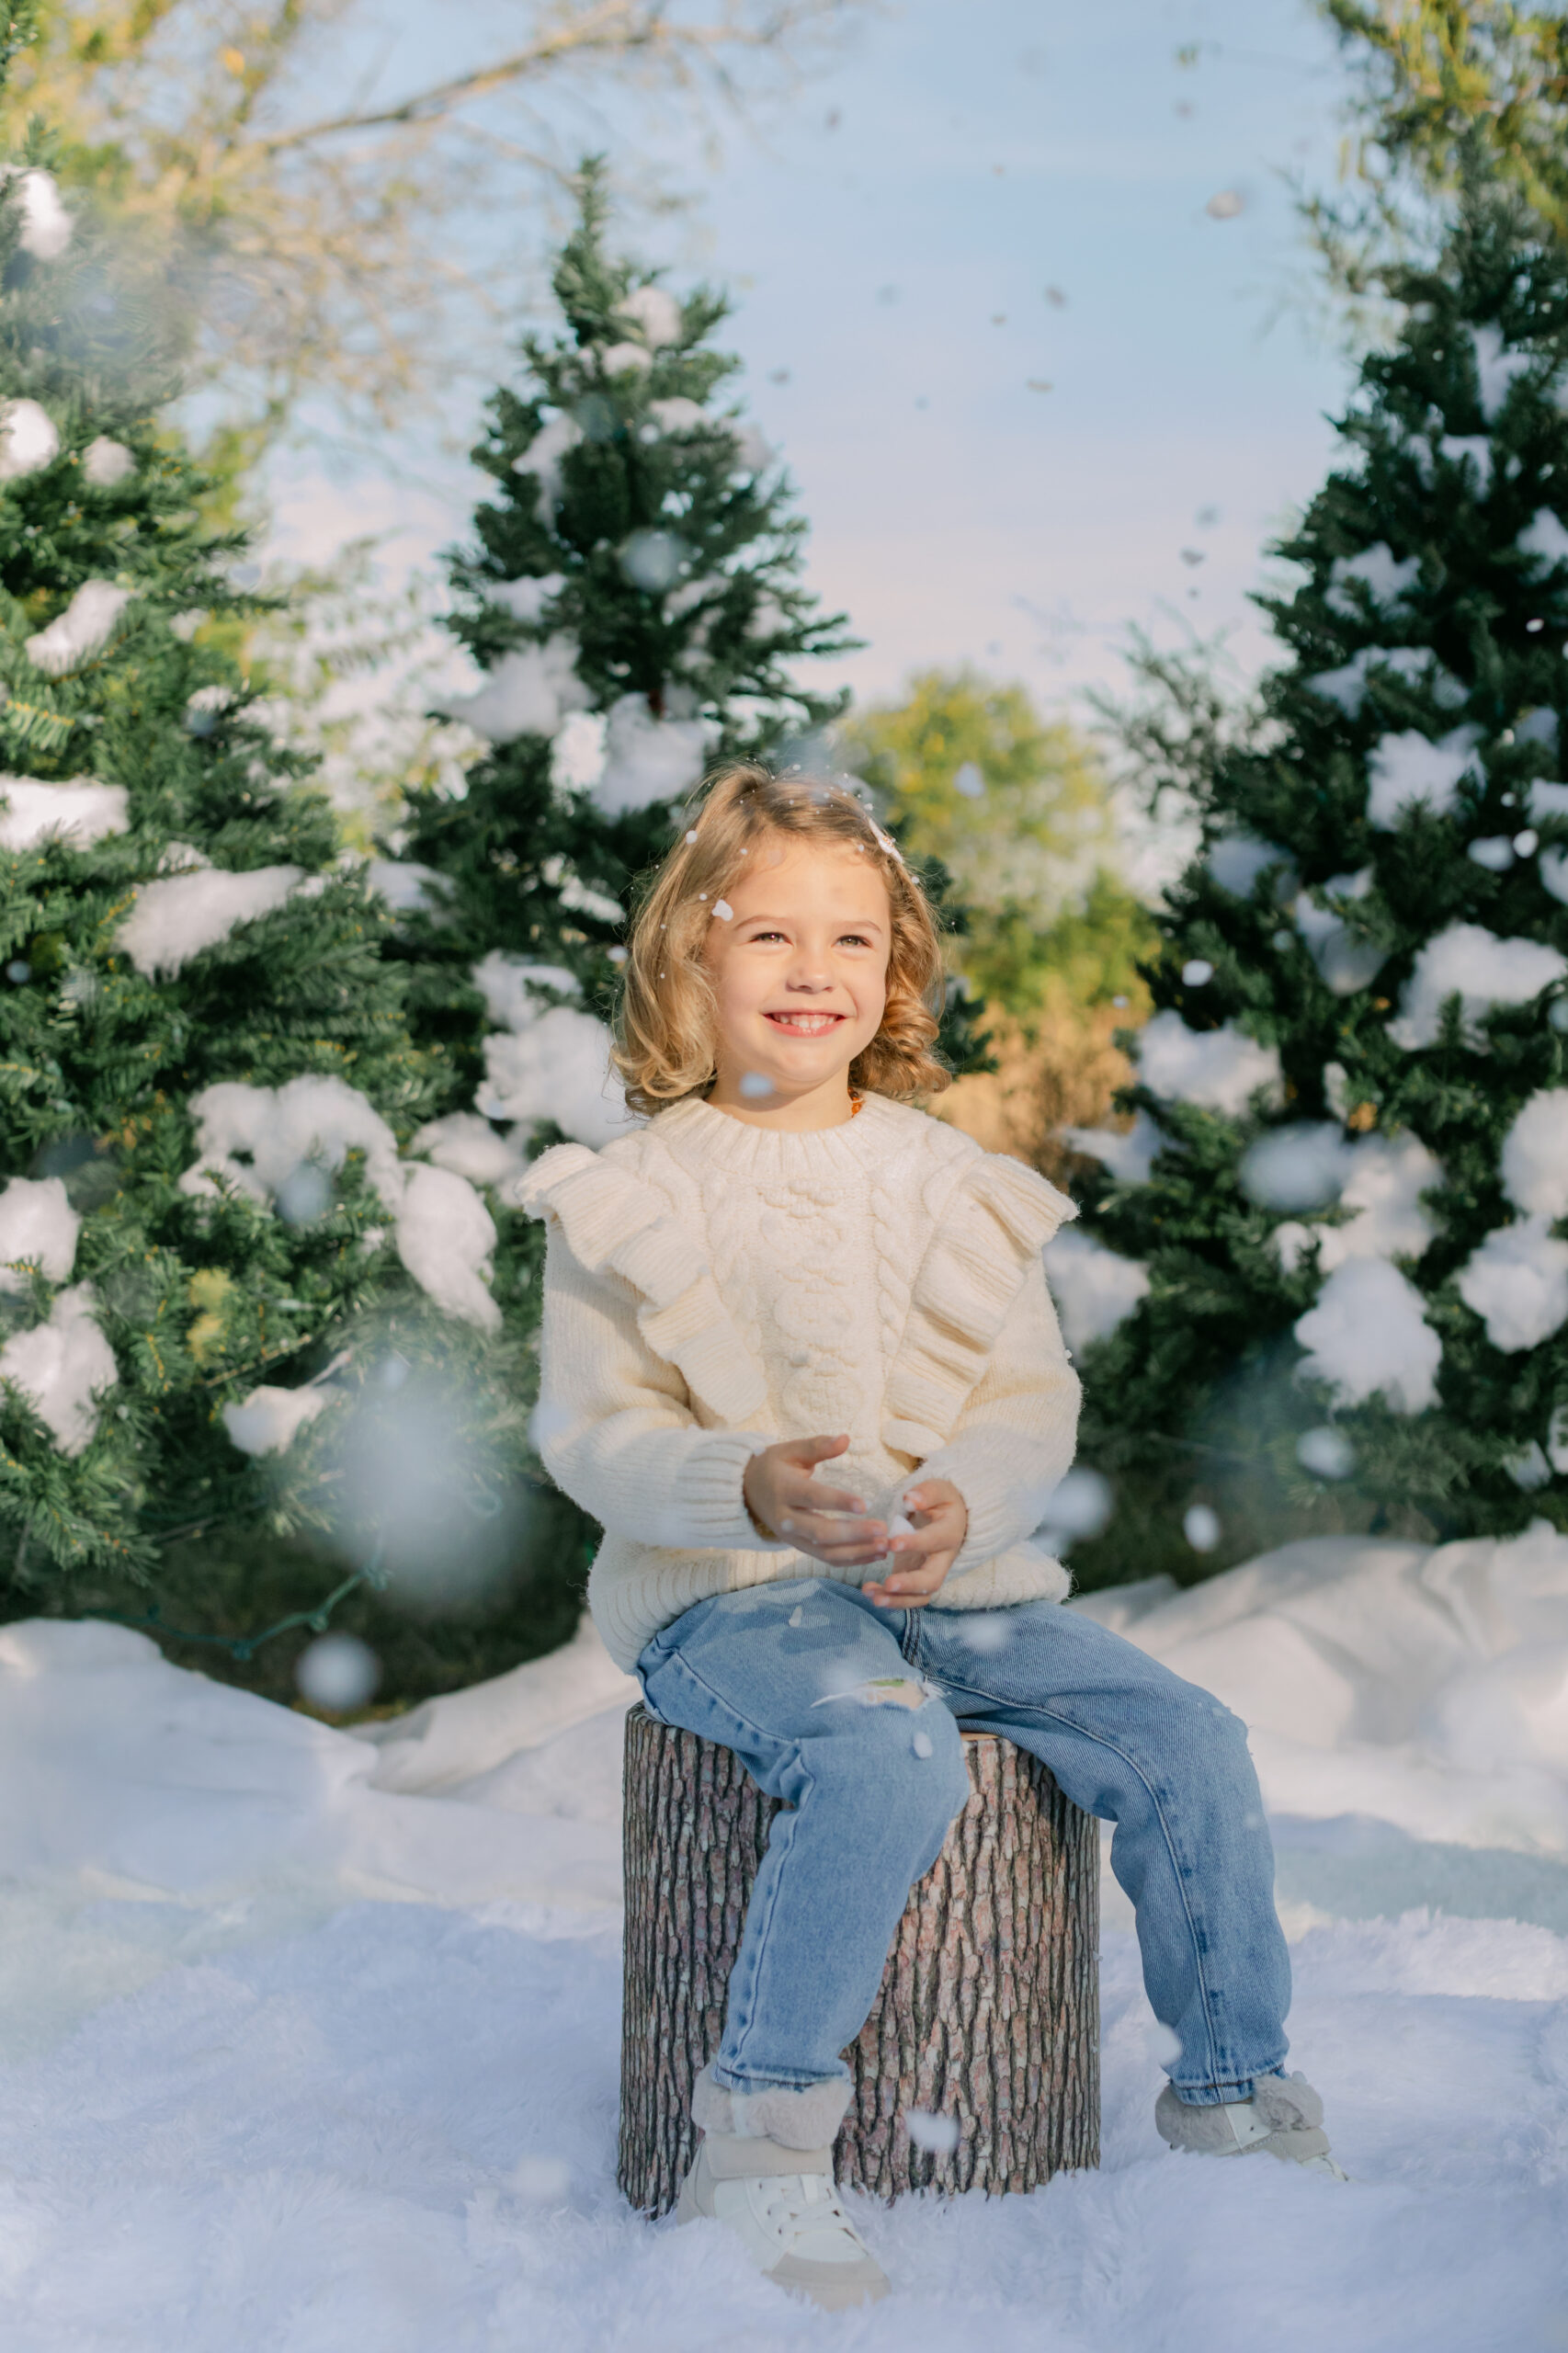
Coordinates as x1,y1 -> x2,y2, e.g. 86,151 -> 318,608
520,1094 -> 1082,1670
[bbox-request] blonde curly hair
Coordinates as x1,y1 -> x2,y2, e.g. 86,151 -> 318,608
612,760 -> 953,1118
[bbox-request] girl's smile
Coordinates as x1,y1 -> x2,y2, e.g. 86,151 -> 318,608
763,1008 -> 846,1034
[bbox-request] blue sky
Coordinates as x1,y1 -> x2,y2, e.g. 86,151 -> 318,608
267,0 -> 1365,725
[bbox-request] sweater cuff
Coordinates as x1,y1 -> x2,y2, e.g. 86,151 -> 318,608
673,1430 -> 790,1552
911,1440 -> 1028,1580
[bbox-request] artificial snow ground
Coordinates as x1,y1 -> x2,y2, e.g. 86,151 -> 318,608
5,1532 -> 1568,2351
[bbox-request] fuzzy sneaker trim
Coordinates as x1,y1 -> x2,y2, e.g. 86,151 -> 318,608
692,2061 -> 853,2152
1156,2074 -> 1348,2179
676,2134 -> 891,2311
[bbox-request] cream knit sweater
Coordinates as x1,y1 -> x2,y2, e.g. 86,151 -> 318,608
518,1093 -> 1082,1672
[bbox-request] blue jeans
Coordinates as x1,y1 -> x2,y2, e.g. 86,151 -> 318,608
636,1579 -> 1291,2108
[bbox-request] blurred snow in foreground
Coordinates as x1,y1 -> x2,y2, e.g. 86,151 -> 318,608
1,1529 -> 1566,2347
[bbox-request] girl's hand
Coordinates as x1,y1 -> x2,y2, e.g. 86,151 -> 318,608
861,1479 -> 968,1610
744,1433 -> 891,1569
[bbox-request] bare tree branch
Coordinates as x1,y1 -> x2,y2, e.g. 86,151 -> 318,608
6,0 -> 867,440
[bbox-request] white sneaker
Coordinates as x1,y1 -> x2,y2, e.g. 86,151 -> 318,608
1156,2072 -> 1348,2180
677,2131 -> 892,2310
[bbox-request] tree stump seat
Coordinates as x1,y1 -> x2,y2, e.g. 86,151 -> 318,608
618,1705 -> 1100,2214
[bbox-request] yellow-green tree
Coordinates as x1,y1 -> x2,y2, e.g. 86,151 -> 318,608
841,666 -> 1151,1023
1318,4 -> 1568,252
840,668 -> 1153,1168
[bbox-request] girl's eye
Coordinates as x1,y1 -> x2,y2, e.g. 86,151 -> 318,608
748,928 -> 789,944
837,932 -> 873,949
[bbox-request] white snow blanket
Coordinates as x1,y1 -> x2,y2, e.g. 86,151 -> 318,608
1,1529 -> 1566,2348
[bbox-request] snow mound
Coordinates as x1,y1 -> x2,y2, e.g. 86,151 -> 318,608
0,1616 -> 623,1908
1084,1519 -> 1568,1859
1471,323 -> 1537,420
511,413 -> 581,519
3,1529 -> 1568,2343
363,857 -> 442,915
486,572 -> 564,623
394,1163 -> 501,1334
1304,643 -> 1463,717
10,166 -> 72,260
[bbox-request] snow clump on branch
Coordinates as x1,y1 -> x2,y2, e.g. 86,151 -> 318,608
616,284 -> 685,347
1455,1218 -> 1568,1353
0,398 -> 57,480
470,953 -> 628,1151
439,636 -> 591,745
1293,1259 -> 1441,1415
222,1384 -> 332,1457
179,1075 -> 502,1332
1501,1089 -> 1568,1221
590,691 -> 710,817
0,1177 -> 79,1293
81,437 -> 134,487
0,775 -> 128,851
24,580 -> 132,676
1389,924 -> 1567,1049
1135,1010 -> 1283,1118
1060,1110 -> 1164,1185
7,168 -> 72,261
1365,727 -> 1481,829
1043,1227 -> 1151,1351
117,864 -> 305,977
0,1284 -> 117,1453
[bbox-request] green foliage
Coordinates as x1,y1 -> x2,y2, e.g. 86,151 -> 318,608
1070,189 -> 1568,1589
395,160 -> 859,1095
0,110 -> 558,1698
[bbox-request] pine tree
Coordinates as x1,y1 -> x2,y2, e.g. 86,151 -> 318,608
1061,188 -> 1568,1590
387,161 -> 862,1159
0,59 -> 547,1698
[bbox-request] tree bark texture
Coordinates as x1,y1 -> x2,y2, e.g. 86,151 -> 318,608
618,1705 -> 1099,2215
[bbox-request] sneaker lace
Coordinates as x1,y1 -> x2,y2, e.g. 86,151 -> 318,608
756,2173 -> 856,2240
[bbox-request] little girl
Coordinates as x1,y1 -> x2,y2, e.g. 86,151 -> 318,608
521,763 -> 1342,2310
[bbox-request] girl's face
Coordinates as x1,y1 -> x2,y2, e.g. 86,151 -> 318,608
702,836 -> 892,1122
